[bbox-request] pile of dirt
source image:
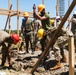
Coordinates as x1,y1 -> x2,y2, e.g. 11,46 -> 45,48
0,49 -> 75,75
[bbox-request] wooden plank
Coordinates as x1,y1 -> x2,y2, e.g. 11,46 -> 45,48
31,0 -> 76,73
42,0 -> 44,4
56,0 -> 59,16
8,0 -> 11,34
0,8 -> 56,19
4,4 -> 12,31
0,8 -> 33,14
69,36 -> 74,75
17,0 -> 19,36
0,8 -> 33,17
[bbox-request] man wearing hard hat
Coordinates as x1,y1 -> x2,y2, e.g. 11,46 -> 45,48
33,4 -> 51,66
0,30 -> 19,67
33,4 -> 50,51
21,12 -> 34,54
56,16 -> 61,27
37,18 -> 73,70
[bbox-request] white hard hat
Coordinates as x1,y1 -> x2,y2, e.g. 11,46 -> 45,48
56,16 -> 60,19
74,11 -> 76,15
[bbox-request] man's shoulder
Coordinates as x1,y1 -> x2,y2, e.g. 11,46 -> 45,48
45,13 -> 50,18
0,30 -> 8,34
22,18 -> 25,22
28,19 -> 32,21
0,30 -> 10,41
27,19 -> 33,23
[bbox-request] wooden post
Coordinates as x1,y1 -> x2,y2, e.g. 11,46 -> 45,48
8,0 -> 11,34
42,0 -> 44,5
69,36 -> 74,75
66,0 -> 70,29
4,4 -> 12,31
17,0 -> 20,52
17,0 -> 19,36
56,0 -> 59,26
56,0 -> 59,16
31,0 -> 76,73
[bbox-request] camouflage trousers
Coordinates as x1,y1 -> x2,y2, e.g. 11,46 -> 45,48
47,30 -> 69,61
24,32 -> 34,52
1,43 -> 10,65
53,35 -> 69,60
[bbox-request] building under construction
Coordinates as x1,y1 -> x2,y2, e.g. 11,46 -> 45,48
0,0 -> 76,75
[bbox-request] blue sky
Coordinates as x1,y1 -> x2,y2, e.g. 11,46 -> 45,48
0,0 -> 76,30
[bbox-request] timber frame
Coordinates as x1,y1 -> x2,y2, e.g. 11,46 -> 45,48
0,0 -> 76,75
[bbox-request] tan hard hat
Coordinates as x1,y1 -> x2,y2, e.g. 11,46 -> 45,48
23,12 -> 29,17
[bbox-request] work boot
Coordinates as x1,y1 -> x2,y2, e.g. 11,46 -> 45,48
50,61 -> 62,70
1,60 -> 6,66
60,55 -> 67,63
24,50 -> 29,54
60,48 -> 67,63
9,64 -> 12,69
31,51 -> 34,55
31,49 -> 34,55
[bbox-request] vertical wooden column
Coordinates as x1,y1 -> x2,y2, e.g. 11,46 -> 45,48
17,0 -> 19,36
8,0 -> 11,34
42,0 -> 44,5
4,4 -> 12,31
66,0 -> 71,29
17,0 -> 20,52
69,36 -> 74,75
56,0 -> 59,16
56,0 -> 59,26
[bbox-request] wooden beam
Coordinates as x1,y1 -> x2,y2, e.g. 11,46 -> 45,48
4,4 -> 12,31
69,36 -> 74,75
66,0 -> 71,29
42,0 -> 44,5
8,0 -> 11,34
17,0 -> 19,36
10,13 -> 17,16
56,0 -> 59,16
0,8 -> 33,14
31,0 -> 76,73
0,8 -> 33,17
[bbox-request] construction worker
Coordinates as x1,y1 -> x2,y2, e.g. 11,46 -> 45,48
21,12 -> 34,54
45,19 -> 73,70
50,27 -> 73,70
0,30 -> 19,67
71,11 -> 76,52
50,20 -> 55,26
33,4 -> 50,51
56,16 -> 61,27
47,19 -> 56,41
33,4 -> 51,66
33,17 -> 42,51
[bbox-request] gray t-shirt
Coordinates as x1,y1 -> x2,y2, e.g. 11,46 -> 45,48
0,30 -> 10,43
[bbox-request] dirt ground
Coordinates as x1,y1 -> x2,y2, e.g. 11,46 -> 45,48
0,48 -> 76,75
